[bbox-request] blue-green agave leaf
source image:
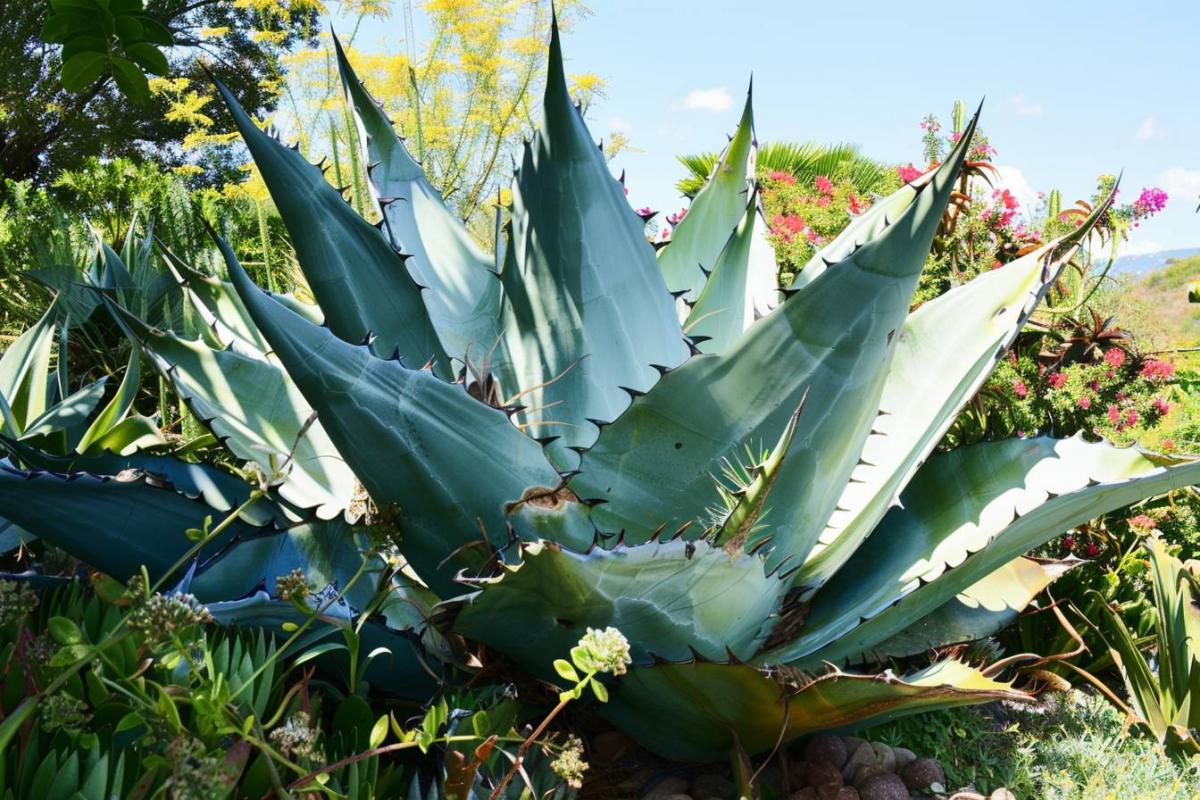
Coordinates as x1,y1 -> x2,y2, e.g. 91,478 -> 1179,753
683,189 -> 780,354
860,556 -> 1075,661
223,243 -> 575,594
0,304 -> 56,432
761,436 -> 1200,667
794,212 -> 1108,595
572,112 -> 978,568
333,36 -> 501,368
454,539 -> 786,671
494,19 -> 688,468
0,435 -> 286,527
212,79 -> 447,373
658,86 -> 755,305
0,461 -> 258,582
109,299 -> 355,521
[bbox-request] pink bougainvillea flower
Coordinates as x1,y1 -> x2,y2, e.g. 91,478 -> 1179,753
666,207 -> 688,225
1077,395 -> 1092,410
1153,397 -> 1172,416
1104,348 -> 1126,368
1107,404 -> 1121,424
1140,359 -> 1176,380
896,163 -> 923,183
767,170 -> 796,185
1086,542 -> 1099,557
814,175 -> 834,195
1163,438 -> 1176,451
635,206 -> 654,218
1129,514 -> 1156,530
848,193 -> 866,215
1063,535 -> 1075,550
1131,187 -> 1168,219
1048,372 -> 1066,389
1124,408 -> 1139,426
1012,379 -> 1028,399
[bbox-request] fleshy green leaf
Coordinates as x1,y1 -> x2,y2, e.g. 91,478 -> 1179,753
109,298 -> 355,520
658,86 -> 755,305
0,461 -> 255,583
572,114 -> 978,570
213,78 -> 447,373
223,242 -> 571,594
761,436 -> 1200,667
862,556 -> 1075,661
794,217 -> 1106,595
683,190 -> 779,354
333,36 -> 500,368
454,539 -> 786,669
603,659 -> 1029,761
493,18 -> 688,468
0,305 -> 57,433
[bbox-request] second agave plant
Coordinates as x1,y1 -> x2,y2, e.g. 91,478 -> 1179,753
1,17 -> 1198,762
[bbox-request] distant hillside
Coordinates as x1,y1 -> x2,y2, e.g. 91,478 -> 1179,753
1111,247 -> 1200,275
1099,253 -> 1200,356
1108,247 -> 1195,275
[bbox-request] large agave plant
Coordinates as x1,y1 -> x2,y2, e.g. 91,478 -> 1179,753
3,19 -> 1199,762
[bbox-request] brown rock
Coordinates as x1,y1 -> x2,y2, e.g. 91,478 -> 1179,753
789,789 -> 818,800
842,742 -> 877,781
841,735 -> 866,755
616,766 -> 656,793
892,747 -> 917,770
869,743 -> 896,773
806,734 -> 849,770
590,730 -> 632,764
690,773 -> 736,800
901,758 -> 946,791
850,763 -> 886,788
817,784 -> 846,800
834,790 -> 860,800
642,776 -> 689,799
788,760 -> 810,786
805,762 -> 843,789
857,772 -> 909,800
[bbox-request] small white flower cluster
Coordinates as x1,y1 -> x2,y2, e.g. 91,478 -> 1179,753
269,710 -> 322,763
550,734 -> 588,789
127,591 -> 214,638
576,626 -> 632,676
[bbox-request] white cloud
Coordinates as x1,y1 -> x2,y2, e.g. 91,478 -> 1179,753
1135,117 -> 1158,140
1160,167 -> 1200,202
671,87 -> 733,113
994,165 -> 1040,220
1007,93 -> 1044,117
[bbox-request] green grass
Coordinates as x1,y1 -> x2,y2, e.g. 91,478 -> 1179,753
858,691 -> 1200,798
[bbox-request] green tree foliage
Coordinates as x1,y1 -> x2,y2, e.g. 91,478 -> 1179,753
1,0 -> 319,184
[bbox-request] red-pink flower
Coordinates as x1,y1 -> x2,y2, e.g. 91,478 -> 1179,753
1107,404 -> 1121,424
1077,395 -> 1092,409
896,164 -> 923,183
1153,397 -> 1172,416
814,175 -> 834,195
1163,438 -> 1176,452
768,170 -> 796,185
848,193 -> 866,215
1012,379 -> 1028,398
635,206 -> 653,218
1104,348 -> 1126,368
1125,408 -> 1139,426
1048,372 -> 1066,389
1086,542 -> 1099,558
1063,535 -> 1076,550
666,207 -> 688,225
1140,359 -> 1176,380
1129,514 -> 1156,530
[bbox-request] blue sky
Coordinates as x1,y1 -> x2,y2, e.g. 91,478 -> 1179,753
338,0 -> 1200,253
